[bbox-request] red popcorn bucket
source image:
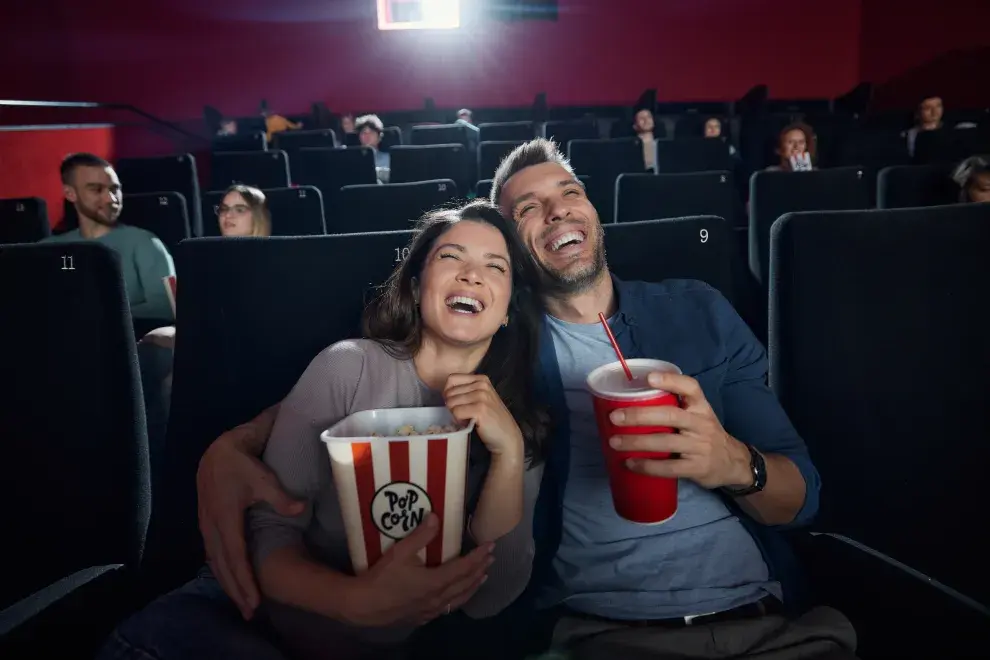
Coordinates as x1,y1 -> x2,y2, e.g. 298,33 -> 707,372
321,407 -> 474,574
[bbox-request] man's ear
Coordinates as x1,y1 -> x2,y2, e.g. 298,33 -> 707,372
63,184 -> 77,204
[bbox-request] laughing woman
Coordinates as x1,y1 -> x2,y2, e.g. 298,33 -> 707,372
247,200 -> 548,659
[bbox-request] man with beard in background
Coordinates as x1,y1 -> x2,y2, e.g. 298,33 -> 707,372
44,153 -> 175,320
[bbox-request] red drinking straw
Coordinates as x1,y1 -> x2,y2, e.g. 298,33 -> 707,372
598,312 -> 633,381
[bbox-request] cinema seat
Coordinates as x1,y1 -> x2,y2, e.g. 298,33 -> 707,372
615,171 -> 739,228
201,185 -> 326,237
0,197 -> 50,244
144,232 -> 415,588
294,147 -> 377,213
119,192 -> 190,255
334,179 -> 457,234
210,150 -> 291,190
749,166 -> 870,285
769,203 -> 990,656
390,144 -> 471,194
877,164 -> 958,209
117,154 -> 203,237
0,242 -> 150,657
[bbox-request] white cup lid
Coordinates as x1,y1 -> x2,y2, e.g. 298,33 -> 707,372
586,359 -> 681,401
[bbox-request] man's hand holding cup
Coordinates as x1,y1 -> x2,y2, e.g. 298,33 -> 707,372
607,370 -> 754,491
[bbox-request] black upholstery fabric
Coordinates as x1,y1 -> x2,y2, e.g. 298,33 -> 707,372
117,154 -> 203,238
615,172 -> 738,228
654,137 -> 733,174
118,192 -> 191,255
0,242 -> 150,610
201,186 -> 326,237
603,217 -> 739,310
877,164 -> 957,209
211,132 -> 267,153
914,127 -> 990,165
334,179 -> 457,234
568,139 -> 644,224
0,197 -> 50,244
544,120 -> 598,148
382,126 -> 403,151
410,124 -> 471,150
478,122 -> 534,142
146,232 -> 415,582
294,147 -> 377,214
210,150 -> 291,190
749,167 -> 870,285
478,140 -> 525,182
273,129 -> 337,162
674,115 -> 731,139
768,203 -> 990,608
838,130 -> 909,170
390,144 -> 470,194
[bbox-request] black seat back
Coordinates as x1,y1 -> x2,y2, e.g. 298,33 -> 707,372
603,216 -> 740,313
0,197 -> 50,244
749,167 -> 870,285
655,138 -> 733,174
119,192 -> 190,254
615,172 -> 738,228
295,147 -> 377,212
334,180 -> 457,234
877,164 -> 958,209
545,120 -> 598,147
211,132 -> 267,153
0,241 -> 149,608
478,122 -> 534,142
568,139 -> 644,224
769,203 -> 990,607
117,154 -> 202,237
411,124 -> 470,149
274,129 -> 337,162
201,185 -> 326,237
390,145 -> 470,193
147,232 -> 414,580
478,141 -> 525,182
211,150 -> 291,190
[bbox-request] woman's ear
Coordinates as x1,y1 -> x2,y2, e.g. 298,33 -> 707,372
411,277 -> 420,305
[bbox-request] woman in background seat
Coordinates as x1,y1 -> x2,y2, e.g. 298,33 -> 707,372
952,156 -> 990,203
767,122 -> 817,172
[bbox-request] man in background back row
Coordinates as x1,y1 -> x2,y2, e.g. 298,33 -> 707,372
43,153 -> 175,321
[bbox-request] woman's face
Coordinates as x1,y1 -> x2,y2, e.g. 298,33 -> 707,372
417,220 -> 513,349
704,118 -> 722,138
968,172 -> 990,203
218,192 -> 254,237
779,129 -> 808,160
341,115 -> 355,134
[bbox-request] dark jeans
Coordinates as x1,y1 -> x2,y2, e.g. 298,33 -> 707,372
96,568 -> 287,660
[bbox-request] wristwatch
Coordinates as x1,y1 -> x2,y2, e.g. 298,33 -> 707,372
723,443 -> 767,497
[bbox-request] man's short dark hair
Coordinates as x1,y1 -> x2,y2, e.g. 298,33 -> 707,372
355,114 -> 384,135
60,153 -> 112,185
489,138 -> 576,207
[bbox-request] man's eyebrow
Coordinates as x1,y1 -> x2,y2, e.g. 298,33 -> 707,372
511,178 -> 583,209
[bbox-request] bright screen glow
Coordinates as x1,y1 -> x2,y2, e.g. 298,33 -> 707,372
377,0 -> 461,31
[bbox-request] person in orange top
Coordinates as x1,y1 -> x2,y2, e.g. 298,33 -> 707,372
261,99 -> 303,142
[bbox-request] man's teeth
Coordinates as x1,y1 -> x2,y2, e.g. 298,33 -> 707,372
445,295 -> 483,312
550,231 -> 584,252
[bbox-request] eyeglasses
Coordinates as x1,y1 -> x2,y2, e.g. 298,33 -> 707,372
216,204 -> 251,217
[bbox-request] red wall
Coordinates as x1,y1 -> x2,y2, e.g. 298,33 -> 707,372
860,0 -> 990,109
1,0 -> 863,120
0,127 -> 115,228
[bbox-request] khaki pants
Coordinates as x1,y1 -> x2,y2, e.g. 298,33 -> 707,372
551,606 -> 858,660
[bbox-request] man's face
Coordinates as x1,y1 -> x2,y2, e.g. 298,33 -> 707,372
65,165 -> 122,226
359,126 -> 381,148
634,110 -> 654,134
919,97 -> 944,127
498,161 -> 606,295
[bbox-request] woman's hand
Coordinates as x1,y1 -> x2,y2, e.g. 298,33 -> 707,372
443,374 -> 524,458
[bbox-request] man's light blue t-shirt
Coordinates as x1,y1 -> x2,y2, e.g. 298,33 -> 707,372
542,313 -> 780,620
